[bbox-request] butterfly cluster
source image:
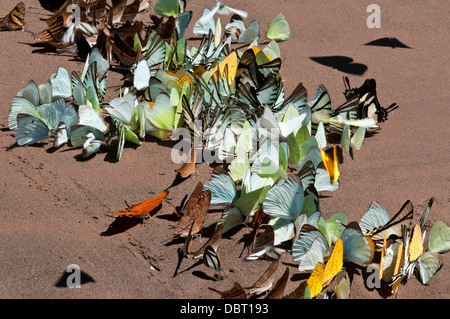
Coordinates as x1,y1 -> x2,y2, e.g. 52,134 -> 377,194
7,0 -> 448,299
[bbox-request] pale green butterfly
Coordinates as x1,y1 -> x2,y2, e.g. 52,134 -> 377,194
133,59 -> 151,90
428,220 -> 450,254
351,126 -> 366,150
266,13 -> 290,41
318,213 -> 348,246
50,67 -> 72,99
341,124 -> 351,154
263,175 -> 304,244
71,104 -> 107,158
263,41 -> 281,60
142,93 -> 176,140
105,92 -> 142,160
154,0 -> 181,18
314,121 -> 327,149
417,251 -> 443,285
9,85 -> 45,131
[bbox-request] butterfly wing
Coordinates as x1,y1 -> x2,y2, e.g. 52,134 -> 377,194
428,220 -> 450,254
262,175 -> 304,220
14,116 -> 49,146
51,67 -> 72,99
341,222 -> 374,264
417,251 -> 443,285
203,172 -> 237,206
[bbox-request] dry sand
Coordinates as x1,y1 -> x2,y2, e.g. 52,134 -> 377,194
0,0 -> 449,300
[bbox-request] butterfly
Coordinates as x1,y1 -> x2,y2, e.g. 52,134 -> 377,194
154,0 -> 185,18
359,200 -> 413,247
104,91 -> 142,161
380,198 -> 445,290
9,80 -> 52,131
196,0 -> 248,27
36,0 -> 97,48
292,224 -> 330,271
175,144 -> 197,178
305,238 -> 343,298
225,14 -> 259,43
70,104 -> 108,158
388,223 -> 442,293
340,124 -> 366,154
0,2 -> 25,31
109,0 -> 142,25
340,222 -> 374,264
173,189 -> 211,237
256,106 -> 307,143
203,245 -> 222,271
113,190 -> 169,218
320,145 -> 340,184
246,259 -> 279,296
266,13 -> 290,42
239,204 -> 265,257
209,282 -> 247,299
14,99 -> 78,147
203,168 -> 270,218
246,225 -> 285,261
331,77 -> 399,124
100,21 -> 144,67
262,175 -> 305,245
308,84 -> 333,134
265,267 -> 290,299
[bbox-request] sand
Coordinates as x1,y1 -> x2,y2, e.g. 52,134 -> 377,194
0,0 -> 449,300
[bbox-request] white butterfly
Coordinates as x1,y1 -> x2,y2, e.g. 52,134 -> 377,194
196,0 -> 248,26
257,106 -> 307,143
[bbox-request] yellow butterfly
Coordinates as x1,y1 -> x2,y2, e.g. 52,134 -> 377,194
306,238 -> 344,298
210,50 -> 238,86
